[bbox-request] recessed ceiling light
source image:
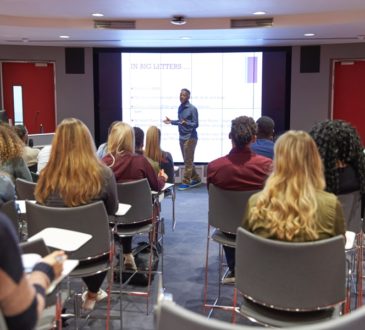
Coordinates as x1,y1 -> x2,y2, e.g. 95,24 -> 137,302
253,11 -> 266,15
59,35 -> 70,39
92,13 -> 104,17
304,33 -> 315,37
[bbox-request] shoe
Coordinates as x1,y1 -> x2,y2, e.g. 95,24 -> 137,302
178,183 -> 191,191
81,289 -> 108,311
123,253 -> 137,271
190,179 -> 202,188
222,270 -> 235,284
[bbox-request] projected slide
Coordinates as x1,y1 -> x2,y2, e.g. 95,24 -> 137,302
122,52 -> 262,163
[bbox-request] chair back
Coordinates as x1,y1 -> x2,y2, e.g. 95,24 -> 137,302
116,178 -> 153,225
26,201 -> 110,261
156,299 -> 365,330
208,184 -> 258,234
337,191 -> 362,233
15,178 -> 36,200
156,299 -> 246,330
0,310 -> 8,330
20,238 -> 50,257
0,200 -> 18,232
235,227 -> 346,311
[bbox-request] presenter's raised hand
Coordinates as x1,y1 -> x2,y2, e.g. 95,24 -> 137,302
163,116 -> 171,124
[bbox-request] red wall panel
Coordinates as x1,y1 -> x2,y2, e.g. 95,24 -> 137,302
2,62 -> 56,133
333,61 -> 365,146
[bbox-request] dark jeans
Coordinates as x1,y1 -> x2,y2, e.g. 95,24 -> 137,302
222,232 -> 236,271
81,254 -> 109,293
83,272 -> 107,293
179,138 -> 200,184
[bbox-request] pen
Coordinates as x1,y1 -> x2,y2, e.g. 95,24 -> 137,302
55,255 -> 66,263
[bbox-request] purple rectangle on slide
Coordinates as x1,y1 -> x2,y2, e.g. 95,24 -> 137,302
247,57 -> 257,83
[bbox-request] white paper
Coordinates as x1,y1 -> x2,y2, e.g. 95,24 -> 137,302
28,227 -> 92,251
116,203 -> 131,216
345,231 -> 356,250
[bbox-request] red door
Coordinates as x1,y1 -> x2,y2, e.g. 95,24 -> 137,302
332,60 -> 365,145
2,62 -> 56,133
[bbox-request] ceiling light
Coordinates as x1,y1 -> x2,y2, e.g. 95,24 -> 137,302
92,13 -> 104,17
170,16 -> 186,26
180,36 -> 191,40
304,33 -> 315,37
253,11 -> 266,15
59,35 -> 70,39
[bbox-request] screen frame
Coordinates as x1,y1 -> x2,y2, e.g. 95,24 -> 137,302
93,46 -> 291,164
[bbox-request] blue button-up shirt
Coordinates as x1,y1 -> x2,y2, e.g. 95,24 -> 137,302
171,101 -> 199,141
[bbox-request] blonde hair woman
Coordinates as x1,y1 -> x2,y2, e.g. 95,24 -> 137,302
0,124 -> 32,182
145,126 -> 175,183
102,121 -> 167,270
243,130 -> 345,241
35,118 -> 118,311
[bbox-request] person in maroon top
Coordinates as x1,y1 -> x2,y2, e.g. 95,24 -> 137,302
102,122 -> 167,270
207,116 -> 272,283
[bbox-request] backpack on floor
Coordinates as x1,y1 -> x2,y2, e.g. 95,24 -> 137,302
114,242 -> 159,286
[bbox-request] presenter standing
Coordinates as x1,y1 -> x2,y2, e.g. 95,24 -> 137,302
164,88 -> 201,190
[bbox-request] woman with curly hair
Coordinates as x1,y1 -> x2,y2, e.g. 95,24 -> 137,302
0,124 -> 32,182
145,125 -> 175,183
309,120 -> 365,195
243,130 -> 345,241
35,118 -> 118,311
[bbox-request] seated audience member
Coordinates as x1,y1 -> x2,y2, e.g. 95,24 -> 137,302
96,121 -> 118,159
310,120 -> 365,195
243,130 -> 345,241
35,118 -> 118,311
14,125 -> 40,171
102,122 -> 167,270
207,116 -> 272,283
0,171 -> 15,205
36,145 -> 52,174
145,126 -> 175,183
133,126 -> 160,174
133,126 -> 145,155
0,212 -> 65,330
0,124 -> 32,182
251,116 -> 275,159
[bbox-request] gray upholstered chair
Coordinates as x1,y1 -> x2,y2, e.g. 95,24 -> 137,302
0,200 -> 19,235
338,191 -> 363,233
235,227 -> 346,327
112,178 -> 158,315
25,201 -> 115,328
338,191 -> 364,310
155,298 -> 365,330
15,178 -> 36,200
204,184 -> 258,313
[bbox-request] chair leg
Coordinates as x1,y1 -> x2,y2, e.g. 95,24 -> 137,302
356,232 -> 363,308
119,243 -> 124,330
172,186 -> 176,231
203,225 -> 211,309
